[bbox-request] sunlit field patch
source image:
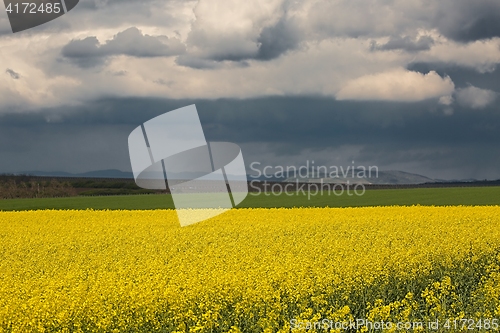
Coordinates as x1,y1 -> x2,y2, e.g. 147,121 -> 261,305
1,207 -> 500,332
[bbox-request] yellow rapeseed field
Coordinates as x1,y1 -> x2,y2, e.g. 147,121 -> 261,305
1,206 -> 500,332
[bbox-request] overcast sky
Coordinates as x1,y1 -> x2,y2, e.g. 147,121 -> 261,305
0,0 -> 500,179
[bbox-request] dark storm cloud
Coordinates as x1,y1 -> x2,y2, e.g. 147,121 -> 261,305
5,69 -> 20,79
189,97 -> 500,180
175,55 -> 250,69
193,98 -> 500,149
256,18 -> 300,60
174,55 -> 221,69
309,0 -> 500,43
1,96 -> 500,179
433,0 -> 500,43
61,36 -> 104,68
370,35 -> 434,52
62,27 -> 186,67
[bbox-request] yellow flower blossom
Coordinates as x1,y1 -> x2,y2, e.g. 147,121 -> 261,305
0,206 -> 499,332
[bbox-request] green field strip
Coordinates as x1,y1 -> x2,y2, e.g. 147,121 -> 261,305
0,186 -> 499,211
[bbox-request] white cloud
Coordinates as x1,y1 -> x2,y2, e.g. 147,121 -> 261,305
439,95 -> 454,106
184,0 -> 285,60
0,41 -> 80,111
416,37 -> 500,73
456,86 -> 497,109
336,69 -> 455,102
0,36 -> 413,110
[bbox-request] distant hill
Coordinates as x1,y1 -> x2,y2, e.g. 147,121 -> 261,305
368,170 -> 435,185
12,168 -> 435,184
253,169 -> 435,185
435,178 -> 481,183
